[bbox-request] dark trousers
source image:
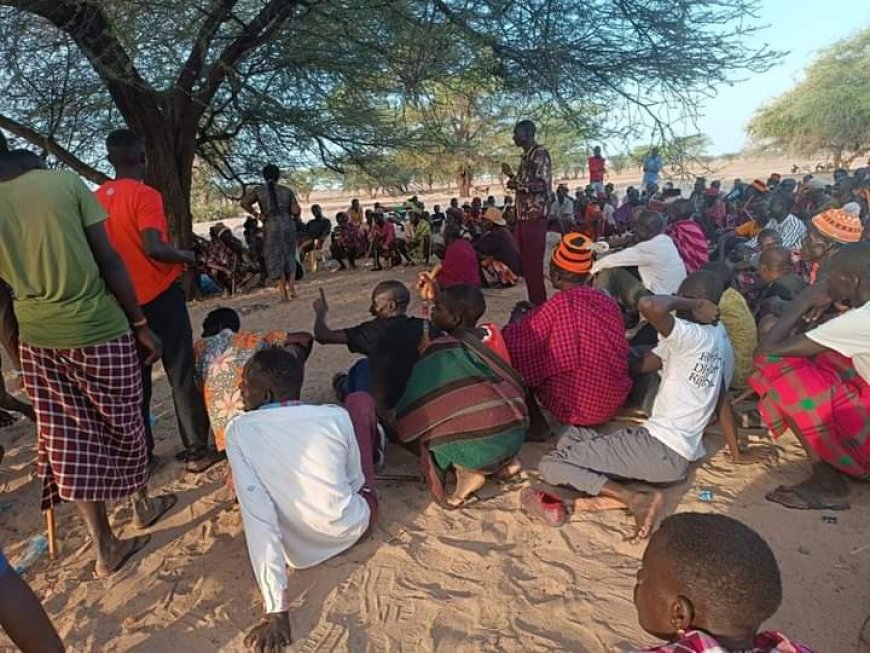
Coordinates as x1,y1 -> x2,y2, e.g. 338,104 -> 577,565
141,283 -> 211,456
515,218 -> 548,306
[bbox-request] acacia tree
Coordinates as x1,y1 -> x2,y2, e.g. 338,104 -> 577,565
748,28 -> 870,167
0,0 -> 777,243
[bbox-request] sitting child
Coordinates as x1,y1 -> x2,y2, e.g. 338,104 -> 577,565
703,262 -> 757,391
194,307 -> 313,453
395,283 -> 527,508
633,513 -> 815,652
753,246 -> 807,319
226,349 -> 379,652
525,272 -> 769,541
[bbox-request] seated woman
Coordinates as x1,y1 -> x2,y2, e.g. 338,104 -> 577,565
395,283 -> 528,508
425,223 -> 481,290
473,207 -> 522,288
751,243 -> 870,512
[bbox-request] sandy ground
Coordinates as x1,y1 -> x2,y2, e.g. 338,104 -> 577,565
2,157 -> 868,652
2,259 -> 869,653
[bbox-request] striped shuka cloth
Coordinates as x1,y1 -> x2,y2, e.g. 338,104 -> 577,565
395,330 -> 528,480
749,351 -> 870,479
666,219 -> 709,274
20,334 -> 149,509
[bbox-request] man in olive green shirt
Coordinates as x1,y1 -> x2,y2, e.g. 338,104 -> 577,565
0,149 -> 175,577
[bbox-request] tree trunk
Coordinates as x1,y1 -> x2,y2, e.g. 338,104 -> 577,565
145,133 -> 195,247
456,164 -> 472,198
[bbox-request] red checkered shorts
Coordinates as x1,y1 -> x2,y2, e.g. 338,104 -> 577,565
21,334 -> 149,509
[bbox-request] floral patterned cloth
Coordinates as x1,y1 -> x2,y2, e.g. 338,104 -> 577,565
514,144 -> 552,222
194,329 -> 288,451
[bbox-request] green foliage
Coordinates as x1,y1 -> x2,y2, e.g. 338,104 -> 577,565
747,28 -> 870,166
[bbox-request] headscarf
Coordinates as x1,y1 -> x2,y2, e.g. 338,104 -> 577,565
811,208 -> 863,244
552,233 -> 593,276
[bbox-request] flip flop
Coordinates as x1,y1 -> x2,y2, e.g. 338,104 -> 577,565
765,485 -> 850,511
185,449 -> 225,474
94,534 -> 151,579
134,493 -> 178,530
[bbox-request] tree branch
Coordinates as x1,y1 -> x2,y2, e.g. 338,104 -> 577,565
176,0 -> 240,93
194,0 -> 314,113
0,114 -> 109,184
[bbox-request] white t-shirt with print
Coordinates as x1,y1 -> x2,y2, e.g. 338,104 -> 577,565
806,303 -> 870,384
645,319 -> 735,461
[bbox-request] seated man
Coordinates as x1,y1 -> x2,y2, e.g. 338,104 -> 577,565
369,213 -> 394,271
329,211 -> 367,270
703,262 -> 757,391
313,281 -> 425,426
298,204 -> 332,266
753,245 -> 806,319
591,210 -> 687,311
226,349 -> 378,651
406,208 -> 432,264
633,513 -> 816,653
396,284 -> 527,508
665,199 -> 709,274
751,244 -> 870,511
504,234 -> 632,427
194,307 -> 312,453
474,207 -> 522,288
746,192 -> 806,252
526,272 -> 763,542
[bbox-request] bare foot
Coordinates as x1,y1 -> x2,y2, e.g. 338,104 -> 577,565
572,496 -> 627,513
444,467 -> 487,508
94,534 -> 151,578
625,491 -> 664,543
495,457 -> 523,481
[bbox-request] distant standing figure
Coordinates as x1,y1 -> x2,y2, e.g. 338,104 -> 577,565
588,146 -> 607,192
641,147 -> 663,189
502,120 -> 552,306
241,165 -> 301,302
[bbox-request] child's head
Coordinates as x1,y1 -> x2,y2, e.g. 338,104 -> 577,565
634,513 -> 782,644
758,246 -> 793,285
242,348 -> 304,411
202,308 -> 241,337
677,271 -> 724,321
431,284 -> 486,332
756,228 -> 783,252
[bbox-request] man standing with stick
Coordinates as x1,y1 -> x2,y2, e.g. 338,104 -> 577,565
0,145 -> 175,577
502,120 -> 552,306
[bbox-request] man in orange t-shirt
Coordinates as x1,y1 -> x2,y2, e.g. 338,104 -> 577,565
96,129 -> 218,472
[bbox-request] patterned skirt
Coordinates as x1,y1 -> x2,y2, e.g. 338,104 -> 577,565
21,334 -> 149,509
749,351 -> 870,479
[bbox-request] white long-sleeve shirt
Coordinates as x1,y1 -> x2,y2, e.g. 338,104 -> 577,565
225,403 -> 371,613
591,233 -> 686,295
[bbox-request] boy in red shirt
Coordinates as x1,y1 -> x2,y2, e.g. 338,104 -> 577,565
96,129 -> 218,472
588,145 -> 607,192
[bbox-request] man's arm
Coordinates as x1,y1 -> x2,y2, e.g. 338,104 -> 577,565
84,222 -> 161,365
240,188 -> 259,216
226,427 -> 293,650
312,290 -> 348,345
0,559 -> 65,652
756,284 -> 830,358
0,282 -> 21,369
638,295 -> 719,338
629,351 -> 662,376
591,240 -> 655,274
140,229 -> 195,265
284,332 -> 315,361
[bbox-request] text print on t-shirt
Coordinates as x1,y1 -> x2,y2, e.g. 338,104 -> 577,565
688,351 -> 722,389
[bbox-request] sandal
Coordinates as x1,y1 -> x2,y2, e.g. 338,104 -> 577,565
765,484 -> 850,511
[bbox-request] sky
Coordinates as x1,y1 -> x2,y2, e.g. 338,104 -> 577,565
687,0 -> 868,154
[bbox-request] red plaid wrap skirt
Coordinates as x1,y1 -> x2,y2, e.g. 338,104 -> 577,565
21,334 -> 149,509
749,351 -> 870,479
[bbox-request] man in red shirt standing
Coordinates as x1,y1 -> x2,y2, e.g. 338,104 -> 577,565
96,129 -> 218,472
588,146 -> 607,193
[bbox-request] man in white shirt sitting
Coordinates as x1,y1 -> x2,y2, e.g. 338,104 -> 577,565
752,242 -> 870,512
225,348 -> 378,650
591,209 -> 687,311
526,272 -> 769,542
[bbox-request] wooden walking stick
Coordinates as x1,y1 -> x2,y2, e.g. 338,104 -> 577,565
45,507 -> 57,559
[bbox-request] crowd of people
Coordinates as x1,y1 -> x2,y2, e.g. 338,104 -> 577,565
0,119 -> 868,652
